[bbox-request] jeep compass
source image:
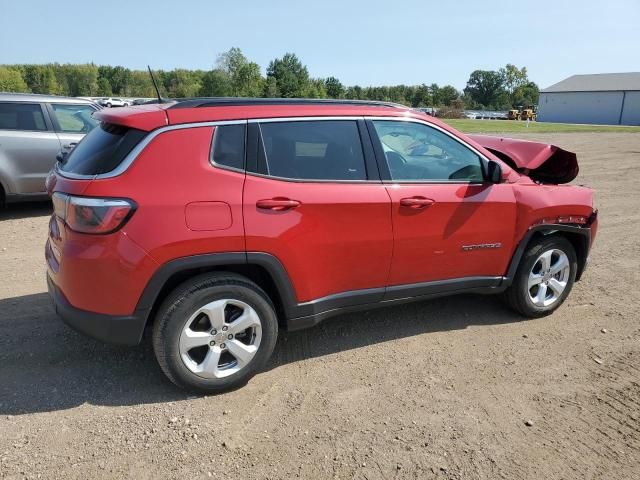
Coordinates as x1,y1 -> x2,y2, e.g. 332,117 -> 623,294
45,98 -> 598,392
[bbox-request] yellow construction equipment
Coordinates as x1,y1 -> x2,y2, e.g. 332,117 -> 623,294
520,105 -> 537,121
508,109 -> 521,120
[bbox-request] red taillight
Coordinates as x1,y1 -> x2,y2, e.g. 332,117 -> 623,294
51,193 -> 135,234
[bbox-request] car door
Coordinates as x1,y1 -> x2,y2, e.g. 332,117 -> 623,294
366,118 -> 517,294
242,118 -> 393,309
0,101 -> 59,195
46,103 -> 99,158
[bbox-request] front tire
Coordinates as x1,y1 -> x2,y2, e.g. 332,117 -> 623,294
504,236 -> 577,317
153,273 -> 278,393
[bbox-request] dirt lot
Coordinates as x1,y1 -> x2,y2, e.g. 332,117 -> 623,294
1,132 -> 639,480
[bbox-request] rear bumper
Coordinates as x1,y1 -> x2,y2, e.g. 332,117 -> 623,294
47,273 -> 146,346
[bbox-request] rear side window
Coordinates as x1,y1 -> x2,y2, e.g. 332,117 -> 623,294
211,124 -> 246,170
0,102 -> 47,131
258,121 -> 366,181
59,122 -> 146,175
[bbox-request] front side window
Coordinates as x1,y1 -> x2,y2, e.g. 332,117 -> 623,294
0,102 -> 47,131
51,104 -> 99,133
211,124 -> 246,170
258,120 -> 367,181
371,120 -> 484,182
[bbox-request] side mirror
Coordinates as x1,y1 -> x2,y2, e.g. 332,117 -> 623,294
56,151 -> 68,164
487,160 -> 502,183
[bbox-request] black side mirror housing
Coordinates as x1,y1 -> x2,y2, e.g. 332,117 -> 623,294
56,151 -> 68,164
487,160 -> 502,183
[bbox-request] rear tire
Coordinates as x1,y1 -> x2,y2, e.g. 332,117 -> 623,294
504,236 -> 577,318
153,273 -> 278,393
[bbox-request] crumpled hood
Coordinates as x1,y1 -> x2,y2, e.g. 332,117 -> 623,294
469,135 -> 579,184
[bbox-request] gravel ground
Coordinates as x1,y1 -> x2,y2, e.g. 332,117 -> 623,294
1,132 -> 639,479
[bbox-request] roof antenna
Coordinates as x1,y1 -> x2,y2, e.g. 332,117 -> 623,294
147,66 -> 164,103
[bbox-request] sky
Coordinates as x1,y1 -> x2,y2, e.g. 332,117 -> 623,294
1,0 -> 638,90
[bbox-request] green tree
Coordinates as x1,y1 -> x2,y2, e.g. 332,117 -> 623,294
388,85 -> 408,104
325,76 -> 344,98
438,85 -> 460,106
345,85 -> 363,99
23,65 -> 59,94
125,70 -> 154,97
429,84 -> 441,105
262,76 -> 279,97
1,57 -> 537,111
214,48 -> 263,97
0,66 -> 29,92
109,66 -> 131,95
410,84 -> 432,107
200,69 -> 233,97
217,47 -> 248,78
96,77 -> 113,96
512,81 -> 540,107
266,53 -> 309,98
98,65 -> 131,95
164,69 -> 203,98
305,78 -> 327,98
233,62 -> 263,97
55,64 -> 99,96
499,64 -> 528,104
365,86 -> 390,101
463,70 -> 505,108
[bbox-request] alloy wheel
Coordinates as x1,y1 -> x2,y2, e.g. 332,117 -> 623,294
179,299 -> 262,379
527,248 -> 571,307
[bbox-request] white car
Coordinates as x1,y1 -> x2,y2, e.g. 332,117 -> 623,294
99,97 -> 129,108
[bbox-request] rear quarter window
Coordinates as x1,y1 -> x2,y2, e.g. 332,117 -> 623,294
59,122 -> 146,176
211,124 -> 246,170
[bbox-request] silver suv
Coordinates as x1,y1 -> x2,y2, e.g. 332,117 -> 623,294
0,93 -> 100,204
98,97 -> 129,108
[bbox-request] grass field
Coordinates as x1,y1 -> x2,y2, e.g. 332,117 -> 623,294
442,118 -> 640,134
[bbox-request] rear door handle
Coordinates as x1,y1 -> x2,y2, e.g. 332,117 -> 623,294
399,196 -> 435,209
256,198 -> 301,211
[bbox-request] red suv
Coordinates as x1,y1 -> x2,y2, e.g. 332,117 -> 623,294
45,99 -> 598,392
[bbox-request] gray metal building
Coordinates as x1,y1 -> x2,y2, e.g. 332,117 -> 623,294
537,72 -> 640,125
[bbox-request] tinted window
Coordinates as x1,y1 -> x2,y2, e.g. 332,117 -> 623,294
211,124 -> 245,170
59,123 -> 146,175
51,104 -> 98,133
372,120 -> 484,182
258,121 -> 366,180
0,103 -> 47,131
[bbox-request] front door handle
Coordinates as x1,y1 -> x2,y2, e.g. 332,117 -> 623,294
256,198 -> 301,211
63,142 -> 78,149
399,196 -> 435,209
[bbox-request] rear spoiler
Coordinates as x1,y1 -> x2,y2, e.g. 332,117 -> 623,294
469,135 -> 579,184
93,104 -> 170,132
